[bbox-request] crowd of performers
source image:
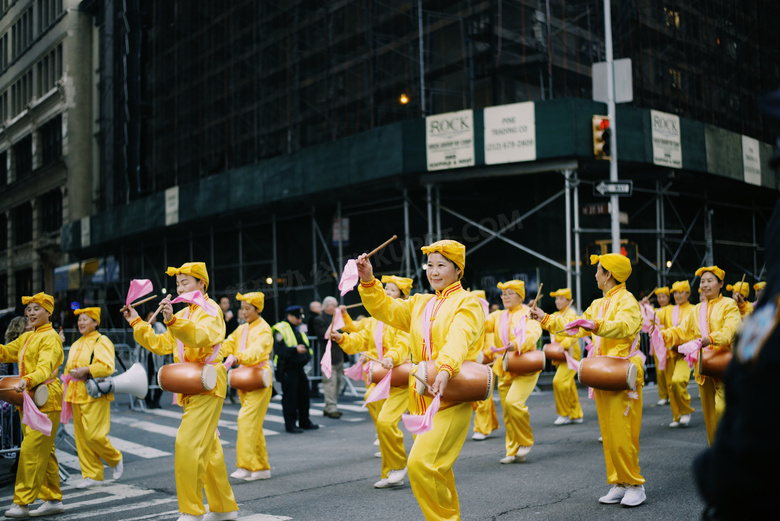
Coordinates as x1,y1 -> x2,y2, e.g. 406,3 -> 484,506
0,239 -> 761,520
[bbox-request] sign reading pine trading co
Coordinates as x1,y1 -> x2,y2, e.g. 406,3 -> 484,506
426,110 -> 475,171
484,102 -> 536,165
651,110 -> 682,168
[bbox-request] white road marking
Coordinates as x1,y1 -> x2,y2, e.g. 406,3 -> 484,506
63,423 -> 172,459
54,498 -> 178,520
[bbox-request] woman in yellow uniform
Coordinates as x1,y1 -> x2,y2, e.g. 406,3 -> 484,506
222,292 -> 275,482
332,275 -> 413,489
123,262 -> 238,521
531,254 -> 645,507
661,266 -> 741,446
483,280 -> 542,463
651,287 -> 673,405
355,240 -> 483,521
470,289 -> 498,441
548,288 -> 582,425
62,307 -> 123,489
0,293 -> 65,518
664,281 -> 695,428
727,280 -> 753,318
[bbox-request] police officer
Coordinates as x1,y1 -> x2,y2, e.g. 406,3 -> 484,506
273,305 -> 319,433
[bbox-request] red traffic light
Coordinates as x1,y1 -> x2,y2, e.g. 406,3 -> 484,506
597,118 -> 610,130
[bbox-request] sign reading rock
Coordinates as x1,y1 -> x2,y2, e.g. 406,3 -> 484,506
651,110 -> 682,169
426,110 -> 474,171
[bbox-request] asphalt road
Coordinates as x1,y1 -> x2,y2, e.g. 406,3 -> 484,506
0,380 -> 707,520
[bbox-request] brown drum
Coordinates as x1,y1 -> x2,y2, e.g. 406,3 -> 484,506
578,357 -> 637,391
543,343 -> 566,362
414,361 -> 493,403
368,361 -> 412,387
158,363 -> 217,395
502,349 -> 546,375
697,348 -> 733,379
228,365 -> 271,391
0,376 -> 48,407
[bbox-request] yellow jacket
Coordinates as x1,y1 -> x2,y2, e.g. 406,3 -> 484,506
542,284 -> 642,359
338,316 -> 410,366
64,331 -> 116,404
221,317 -> 273,367
549,307 -> 578,348
131,295 -> 227,400
358,279 -> 483,378
485,305 -> 542,376
0,323 -> 64,412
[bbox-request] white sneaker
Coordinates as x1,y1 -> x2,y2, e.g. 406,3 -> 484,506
386,468 -> 407,485
571,417 -> 583,424
112,458 -> 124,480
203,511 -> 238,521
5,504 -> 29,518
374,477 -> 404,488
679,414 -> 691,427
29,501 -> 64,517
177,515 -> 204,521
515,445 -> 533,457
656,398 -> 668,406
230,468 -> 250,479
554,415 -> 571,425
471,432 -> 487,440
245,470 -> 271,481
620,485 -> 646,507
499,455 -> 525,464
373,438 -> 380,446
669,421 -> 680,428
374,451 -> 382,458
598,436 -> 603,443
598,484 -> 626,504
75,478 -> 102,489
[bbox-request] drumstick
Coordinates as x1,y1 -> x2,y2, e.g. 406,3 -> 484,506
0,388 -> 18,392
530,283 -> 543,308
411,371 -> 436,395
343,302 -> 364,310
119,294 -> 158,313
147,295 -> 171,324
366,235 -> 398,258
362,353 -> 383,364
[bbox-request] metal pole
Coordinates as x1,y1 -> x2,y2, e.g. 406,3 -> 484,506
337,201 -> 344,303
426,184 -> 433,244
564,170 -> 572,290
238,219 -> 243,286
704,206 -> 714,266
435,186 -> 441,240
655,180 -> 662,287
573,173 -> 582,310
403,189 -> 411,279
418,0 -> 426,116
604,0 -> 620,253
660,180 -> 666,284
272,213 -> 279,321
312,208 -> 319,300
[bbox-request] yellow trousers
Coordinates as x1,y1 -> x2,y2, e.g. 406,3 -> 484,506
552,361 -> 582,419
72,400 -> 122,480
376,386 -> 408,478
176,392 -> 238,515
698,377 -> 725,446
668,356 -> 694,422
236,383 -> 273,472
594,362 -> 644,486
472,376 -> 498,435
14,410 -> 61,506
497,372 -> 539,456
407,401 -> 472,521
654,354 -> 671,400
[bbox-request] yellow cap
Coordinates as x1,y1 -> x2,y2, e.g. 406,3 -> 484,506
166,262 -> 210,291
22,293 -> 54,314
549,288 -> 572,300
695,266 -> 725,281
236,292 -> 264,313
653,287 -> 670,295
497,280 -> 526,300
754,281 -> 766,291
74,307 -> 101,324
671,281 -> 690,293
590,253 -> 632,283
381,275 -> 414,296
726,281 -> 749,298
421,240 -> 466,278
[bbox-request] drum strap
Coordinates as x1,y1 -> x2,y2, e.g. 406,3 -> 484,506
421,297 -> 437,360
17,333 -> 54,435
373,321 -> 385,360
672,305 -> 680,327
173,307 -> 222,406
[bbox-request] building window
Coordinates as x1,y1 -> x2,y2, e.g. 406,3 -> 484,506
0,32 -> 8,72
13,136 -> 33,179
0,151 -> 6,185
11,70 -> 33,117
38,0 -> 63,34
15,268 -> 32,302
40,115 -> 62,166
12,7 -> 33,59
12,203 -> 32,246
669,68 -> 681,90
0,91 -> 6,122
664,8 -> 680,30
0,214 -> 6,251
40,190 -> 62,234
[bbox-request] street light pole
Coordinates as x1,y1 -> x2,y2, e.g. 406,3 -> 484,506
604,0 -> 620,253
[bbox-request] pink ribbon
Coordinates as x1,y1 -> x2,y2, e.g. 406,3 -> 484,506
170,291 -> 218,316
490,345 -> 509,354
59,373 -> 75,424
171,304 -> 222,405
320,312 -> 346,378
563,349 -> 580,371
513,317 -> 527,352
478,298 -> 490,320
564,318 -> 595,336
126,279 -> 153,307
222,354 -> 237,370
373,321 -> 384,360
338,259 -> 359,296
498,311 -> 510,348
22,392 -> 52,436
402,393 -> 441,435
421,297 -> 437,360
364,370 -> 391,405
678,339 -> 703,368
344,362 -> 366,381
639,302 -> 656,333
651,326 -> 666,370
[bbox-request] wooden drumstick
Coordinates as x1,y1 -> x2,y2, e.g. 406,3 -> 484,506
530,283 -> 543,308
362,353 -> 383,364
411,371 -> 436,395
147,295 -> 171,324
366,235 -> 398,258
120,294 -> 158,313
343,302 -> 364,310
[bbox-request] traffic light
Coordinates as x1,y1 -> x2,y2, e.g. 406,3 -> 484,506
592,115 -> 611,160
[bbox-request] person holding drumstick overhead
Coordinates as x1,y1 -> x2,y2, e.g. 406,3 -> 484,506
530,254 -> 646,507
0,293 -> 65,518
548,288 -> 583,426
221,292 -> 276,482
659,266 -> 741,446
330,275 -> 413,489
123,262 -> 238,521
60,307 -> 124,489
354,240 -> 484,521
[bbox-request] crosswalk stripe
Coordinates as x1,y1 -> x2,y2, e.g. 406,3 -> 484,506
240,514 -> 293,521
105,508 -> 180,521
110,416 -> 228,445
144,408 -> 280,436
310,402 -> 369,413
54,498 -> 178,521
63,423 -> 172,459
55,449 -> 81,471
